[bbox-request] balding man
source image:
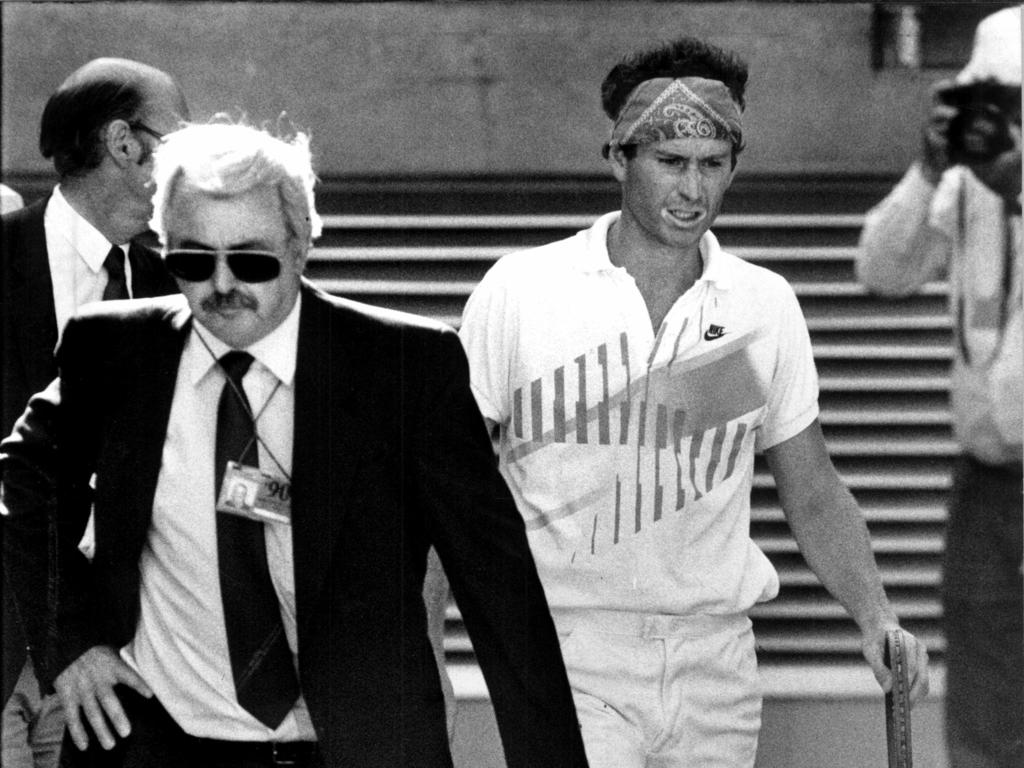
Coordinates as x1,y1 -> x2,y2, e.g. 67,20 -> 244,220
1,58 -> 189,768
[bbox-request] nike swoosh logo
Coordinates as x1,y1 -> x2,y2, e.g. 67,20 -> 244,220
704,328 -> 726,341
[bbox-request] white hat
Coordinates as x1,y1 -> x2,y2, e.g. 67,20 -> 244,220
956,6 -> 1022,86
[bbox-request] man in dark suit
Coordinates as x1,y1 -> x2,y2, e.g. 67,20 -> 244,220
1,121 -> 587,768
1,58 -> 187,767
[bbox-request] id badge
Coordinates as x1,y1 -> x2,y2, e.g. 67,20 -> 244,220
216,461 -> 292,524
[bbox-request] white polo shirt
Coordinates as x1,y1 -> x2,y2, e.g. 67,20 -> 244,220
460,212 -> 819,617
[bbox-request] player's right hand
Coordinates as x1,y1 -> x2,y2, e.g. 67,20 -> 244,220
54,645 -> 153,751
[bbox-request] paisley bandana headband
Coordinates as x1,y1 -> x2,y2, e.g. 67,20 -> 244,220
605,76 -> 743,156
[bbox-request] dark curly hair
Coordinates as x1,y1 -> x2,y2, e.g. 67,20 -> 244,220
39,75 -> 147,178
601,37 -> 749,120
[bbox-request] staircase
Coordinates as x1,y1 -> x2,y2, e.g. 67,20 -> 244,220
307,175 -> 952,677
6,172 -> 948,682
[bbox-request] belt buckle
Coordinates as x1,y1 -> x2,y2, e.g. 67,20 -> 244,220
270,742 -> 301,766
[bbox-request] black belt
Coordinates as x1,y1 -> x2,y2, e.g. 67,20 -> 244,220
195,738 -> 320,766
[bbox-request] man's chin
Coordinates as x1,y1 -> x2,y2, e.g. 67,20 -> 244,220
134,229 -> 162,250
199,312 -> 258,348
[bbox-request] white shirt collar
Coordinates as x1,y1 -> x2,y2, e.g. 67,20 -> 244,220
186,292 -> 303,388
48,185 -> 124,272
577,211 -> 620,273
695,229 -> 733,291
579,210 -> 732,290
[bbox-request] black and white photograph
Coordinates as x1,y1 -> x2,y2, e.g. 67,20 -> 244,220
1,3 -> 1020,767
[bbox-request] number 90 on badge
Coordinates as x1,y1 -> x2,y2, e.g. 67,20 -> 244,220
217,460 -> 292,524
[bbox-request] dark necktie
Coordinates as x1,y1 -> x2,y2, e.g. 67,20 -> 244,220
101,245 -> 129,301
215,351 -> 300,728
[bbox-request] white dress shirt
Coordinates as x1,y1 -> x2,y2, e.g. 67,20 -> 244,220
121,293 -> 316,741
1,182 -> 24,213
44,186 -> 133,340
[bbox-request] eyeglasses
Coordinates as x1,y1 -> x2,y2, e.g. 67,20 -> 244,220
130,122 -> 166,142
165,249 -> 282,283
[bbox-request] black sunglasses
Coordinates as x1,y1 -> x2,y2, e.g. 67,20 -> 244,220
165,249 -> 282,283
130,122 -> 166,142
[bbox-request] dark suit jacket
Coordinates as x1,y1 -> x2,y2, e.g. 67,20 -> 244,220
0,196 -> 178,705
0,281 -> 587,767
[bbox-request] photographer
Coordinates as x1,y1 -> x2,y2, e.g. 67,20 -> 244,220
858,7 -> 1021,767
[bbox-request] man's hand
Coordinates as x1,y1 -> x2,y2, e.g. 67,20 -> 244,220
55,645 -> 153,751
926,78 -> 1022,204
967,124 -> 1022,206
920,81 -> 958,185
861,626 -> 930,705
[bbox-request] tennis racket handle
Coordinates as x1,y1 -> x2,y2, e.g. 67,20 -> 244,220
884,629 -> 913,768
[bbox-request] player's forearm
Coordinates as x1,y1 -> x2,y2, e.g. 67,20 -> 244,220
784,479 -> 899,634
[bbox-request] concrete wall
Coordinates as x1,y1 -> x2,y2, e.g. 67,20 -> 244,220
3,2 -> 954,179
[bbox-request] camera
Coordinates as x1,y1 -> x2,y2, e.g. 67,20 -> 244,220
938,80 -> 1019,165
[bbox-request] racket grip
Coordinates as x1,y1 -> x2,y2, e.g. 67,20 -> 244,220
884,629 -> 913,768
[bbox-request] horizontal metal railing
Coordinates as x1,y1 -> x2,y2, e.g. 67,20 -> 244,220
318,212 -> 868,231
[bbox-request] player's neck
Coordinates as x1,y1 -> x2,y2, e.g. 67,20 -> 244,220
607,217 -> 703,330
60,174 -> 132,245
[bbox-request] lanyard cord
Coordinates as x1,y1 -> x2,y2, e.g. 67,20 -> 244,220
193,328 -> 292,481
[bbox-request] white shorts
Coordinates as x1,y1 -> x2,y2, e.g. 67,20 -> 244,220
553,610 -> 761,768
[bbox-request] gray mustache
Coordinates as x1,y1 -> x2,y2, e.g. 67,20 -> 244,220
201,291 -> 258,312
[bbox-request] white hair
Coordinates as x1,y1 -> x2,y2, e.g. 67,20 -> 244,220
149,121 -> 323,248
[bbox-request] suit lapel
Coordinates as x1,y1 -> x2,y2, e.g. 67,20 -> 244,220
112,301 -> 191,551
8,200 -> 59,387
291,284 -> 361,641
144,301 -> 192,498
